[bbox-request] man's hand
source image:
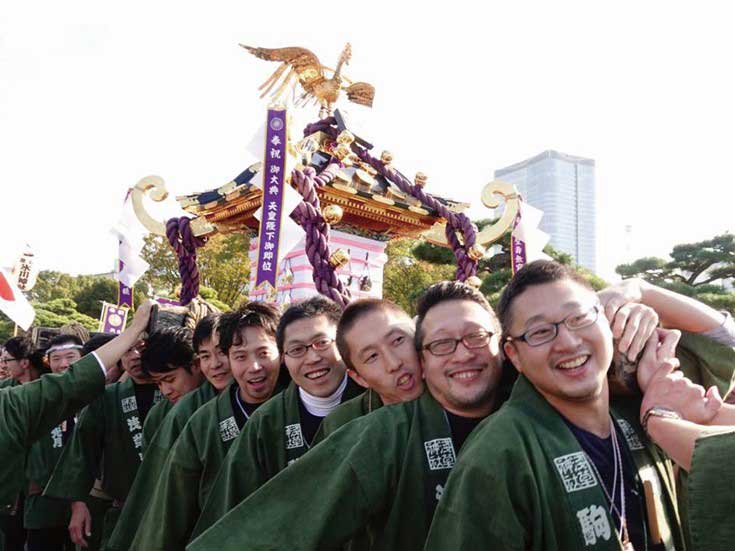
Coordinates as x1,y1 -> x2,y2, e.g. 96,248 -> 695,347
641,361 -> 723,425
69,500 -> 92,548
599,279 -> 659,361
130,299 -> 156,333
636,328 -> 681,392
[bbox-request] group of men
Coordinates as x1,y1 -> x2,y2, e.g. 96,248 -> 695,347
1,259 -> 735,550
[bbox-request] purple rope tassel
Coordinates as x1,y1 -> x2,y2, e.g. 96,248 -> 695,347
166,217 -> 207,306
289,163 -> 352,309
303,118 -> 478,281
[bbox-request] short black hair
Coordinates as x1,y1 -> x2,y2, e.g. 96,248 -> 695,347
193,314 -> 221,354
336,299 -> 409,372
497,260 -> 592,340
3,336 -> 35,360
141,327 -> 194,375
47,334 -> 84,355
414,281 -> 499,350
218,303 -> 280,355
276,296 -> 342,354
82,334 -> 116,356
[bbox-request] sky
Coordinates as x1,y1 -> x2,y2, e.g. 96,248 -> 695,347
2,1 -> 734,282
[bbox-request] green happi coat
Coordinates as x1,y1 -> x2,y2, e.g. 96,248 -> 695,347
671,330 -> 735,548
142,397 -> 174,451
677,330 -> 735,396
187,390 -> 469,551
128,382 -> 246,551
24,420 -> 73,529
425,375 -> 684,551
191,379 -> 362,541
0,378 -> 18,390
0,355 -> 104,551
106,381 -> 217,551
0,354 -> 105,509
44,377 -> 161,548
313,389 -> 383,444
686,430 -> 735,551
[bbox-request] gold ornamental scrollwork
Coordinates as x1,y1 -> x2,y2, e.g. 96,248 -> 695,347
131,176 -> 215,237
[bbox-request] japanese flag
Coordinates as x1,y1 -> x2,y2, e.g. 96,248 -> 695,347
0,268 -> 35,330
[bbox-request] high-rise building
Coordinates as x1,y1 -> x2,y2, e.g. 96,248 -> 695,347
494,150 -> 597,273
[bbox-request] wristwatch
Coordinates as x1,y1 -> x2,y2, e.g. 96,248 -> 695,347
642,406 -> 682,434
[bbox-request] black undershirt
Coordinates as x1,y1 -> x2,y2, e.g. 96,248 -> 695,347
565,419 -> 663,551
133,383 -> 159,423
446,412 -> 485,452
230,384 -> 264,430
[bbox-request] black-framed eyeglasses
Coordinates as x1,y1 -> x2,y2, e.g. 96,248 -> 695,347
284,337 -> 335,358
506,305 -> 601,347
422,330 -> 493,357
0,357 -> 19,365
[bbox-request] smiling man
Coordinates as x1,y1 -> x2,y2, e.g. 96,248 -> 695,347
188,281 -> 509,551
43,336 -> 164,551
23,335 -> 84,551
190,296 -> 362,540
314,298 -> 424,442
106,314 -> 229,551
425,260 -> 685,551
127,303 -> 285,551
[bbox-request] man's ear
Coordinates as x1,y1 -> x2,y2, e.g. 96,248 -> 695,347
19,358 -> 31,371
503,341 -> 523,374
347,368 -> 370,390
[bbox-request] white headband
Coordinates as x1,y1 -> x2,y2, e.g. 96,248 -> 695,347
47,343 -> 84,356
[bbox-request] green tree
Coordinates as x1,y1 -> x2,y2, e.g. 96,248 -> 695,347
140,232 -> 251,309
616,233 -> 735,315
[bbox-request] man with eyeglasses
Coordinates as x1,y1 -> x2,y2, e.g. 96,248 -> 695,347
190,296 -> 362,540
188,281 -> 511,551
425,260 -> 686,551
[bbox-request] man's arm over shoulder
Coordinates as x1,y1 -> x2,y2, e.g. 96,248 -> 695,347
188,405 -> 412,551
3,353 -> 105,449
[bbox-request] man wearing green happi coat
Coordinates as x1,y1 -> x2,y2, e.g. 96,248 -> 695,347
313,298 -> 424,444
107,314 -> 230,550
128,303 -> 287,551
43,325 -> 199,549
426,260 -> 688,551
633,344 -> 735,551
190,296 -> 364,540
187,281 -> 512,551
24,334 -> 85,551
0,302 -> 154,551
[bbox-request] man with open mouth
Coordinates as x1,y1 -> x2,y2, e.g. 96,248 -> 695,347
190,295 -> 362,540
188,281 -> 511,551
313,297 -> 425,443
126,303 -> 287,551
107,313 -> 234,551
426,260 -> 686,551
45,325 -> 200,550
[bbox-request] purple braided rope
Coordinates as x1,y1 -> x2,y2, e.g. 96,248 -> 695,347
166,217 -> 207,305
302,118 -> 478,281
289,163 -> 351,309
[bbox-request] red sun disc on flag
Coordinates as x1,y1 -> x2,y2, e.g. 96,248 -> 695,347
0,272 -> 16,301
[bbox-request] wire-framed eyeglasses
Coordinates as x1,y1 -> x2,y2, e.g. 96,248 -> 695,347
506,305 -> 601,347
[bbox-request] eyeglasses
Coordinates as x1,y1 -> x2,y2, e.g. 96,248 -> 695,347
284,337 -> 335,358
0,357 -> 19,365
507,305 -> 601,347
422,330 -> 493,357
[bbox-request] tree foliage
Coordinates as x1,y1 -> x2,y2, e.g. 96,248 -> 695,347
616,233 -> 735,315
140,232 -> 251,309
